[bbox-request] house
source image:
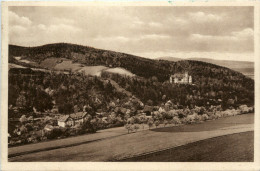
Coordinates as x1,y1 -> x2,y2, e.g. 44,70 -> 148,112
170,72 -> 192,84
58,115 -> 73,127
58,112 -> 88,127
70,112 -> 88,124
44,124 -> 54,131
143,105 -> 154,116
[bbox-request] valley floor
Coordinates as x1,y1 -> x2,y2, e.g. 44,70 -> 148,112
9,113 -> 254,162
121,131 -> 254,162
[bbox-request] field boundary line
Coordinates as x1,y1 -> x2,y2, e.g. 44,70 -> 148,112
115,130 -> 254,161
8,132 -> 128,159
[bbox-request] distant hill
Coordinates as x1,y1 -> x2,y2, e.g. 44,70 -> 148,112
8,43 -> 254,108
157,57 -> 254,79
9,43 -> 169,81
8,43 -> 254,89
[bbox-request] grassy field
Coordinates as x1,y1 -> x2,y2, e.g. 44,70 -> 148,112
151,113 -> 254,133
9,114 -> 254,162
105,67 -> 135,76
39,57 -> 134,76
121,131 -> 254,162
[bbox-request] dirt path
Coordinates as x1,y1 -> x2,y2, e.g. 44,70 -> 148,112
9,114 -> 254,162
108,79 -> 132,97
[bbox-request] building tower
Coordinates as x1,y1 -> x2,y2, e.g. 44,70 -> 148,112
184,71 -> 188,83
189,75 -> 192,84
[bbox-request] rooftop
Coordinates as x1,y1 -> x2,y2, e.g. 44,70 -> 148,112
58,112 -> 87,122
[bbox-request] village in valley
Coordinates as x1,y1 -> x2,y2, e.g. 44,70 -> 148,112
8,67 -> 253,147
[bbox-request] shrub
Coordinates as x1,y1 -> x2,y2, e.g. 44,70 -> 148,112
181,117 -> 188,124
168,110 -> 178,118
89,119 -> 98,133
239,105 -> 250,114
81,118 -> 98,133
208,114 -> 217,120
172,117 -> 181,125
194,106 -> 201,113
46,128 -> 63,140
163,120 -> 168,127
158,107 -> 166,114
198,107 -> 206,115
138,115 -> 147,129
27,116 -> 34,121
44,116 -> 53,124
207,111 -> 214,115
154,120 -> 160,128
197,115 -> 203,122
25,123 -> 33,132
230,109 -> 239,116
222,110 -> 230,117
183,108 -> 191,115
248,106 -> 254,113
178,110 -> 185,118
19,125 -> 28,134
147,118 -> 154,129
201,114 -> 209,121
125,124 -> 133,133
162,111 -> 172,120
186,115 -> 195,124
19,115 -> 27,123
194,114 -> 201,122
153,111 -> 163,121
215,111 -> 222,119
133,116 -> 141,124
133,124 -> 140,132
113,119 -> 124,127
27,135 -> 38,143
126,117 -> 135,125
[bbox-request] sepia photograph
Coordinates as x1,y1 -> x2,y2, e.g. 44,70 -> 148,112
1,1 -> 260,170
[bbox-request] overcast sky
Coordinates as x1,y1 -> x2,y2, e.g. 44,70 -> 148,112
9,6 -> 254,61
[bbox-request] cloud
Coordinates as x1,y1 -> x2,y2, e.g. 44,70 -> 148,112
134,51 -> 254,62
9,25 -> 27,34
140,34 -> 171,40
93,34 -> 170,44
231,28 -> 253,40
37,24 -> 46,30
148,22 -> 162,28
9,11 -> 32,26
189,11 -> 222,23
9,11 -> 82,45
51,18 -> 75,25
190,27 -> 253,42
8,6 -> 254,61
190,33 -> 236,41
48,24 -> 81,33
94,36 -> 129,43
188,27 -> 253,53
174,18 -> 188,25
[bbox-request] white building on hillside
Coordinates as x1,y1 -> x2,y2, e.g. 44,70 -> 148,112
170,72 -> 192,84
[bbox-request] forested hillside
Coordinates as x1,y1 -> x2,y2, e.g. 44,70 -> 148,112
8,43 -> 255,146
9,43 -> 254,110
157,56 -> 254,79
9,68 -> 128,118
9,43 -> 254,83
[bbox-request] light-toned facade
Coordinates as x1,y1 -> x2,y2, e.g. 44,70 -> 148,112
170,72 -> 192,84
58,112 -> 88,127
